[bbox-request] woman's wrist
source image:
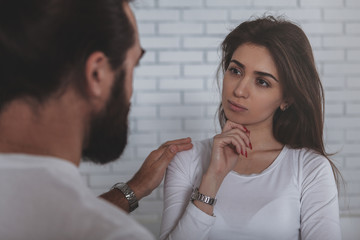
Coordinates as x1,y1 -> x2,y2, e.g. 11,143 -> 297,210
199,172 -> 225,197
192,173 -> 224,216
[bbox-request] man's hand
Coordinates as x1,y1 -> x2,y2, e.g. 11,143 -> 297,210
99,137 -> 192,212
127,137 -> 193,200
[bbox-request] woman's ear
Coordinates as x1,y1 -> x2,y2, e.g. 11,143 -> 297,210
280,98 -> 293,111
84,51 -> 114,99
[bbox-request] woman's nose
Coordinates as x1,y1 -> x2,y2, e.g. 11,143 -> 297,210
233,77 -> 250,98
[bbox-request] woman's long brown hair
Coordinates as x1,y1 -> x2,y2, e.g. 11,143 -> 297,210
217,16 -> 342,188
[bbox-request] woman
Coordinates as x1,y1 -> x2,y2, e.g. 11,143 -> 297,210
160,16 -> 342,240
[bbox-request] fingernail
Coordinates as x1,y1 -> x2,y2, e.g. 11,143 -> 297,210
249,143 -> 252,150
240,149 -> 243,155
170,146 -> 176,153
245,151 -> 248,158
244,126 -> 250,133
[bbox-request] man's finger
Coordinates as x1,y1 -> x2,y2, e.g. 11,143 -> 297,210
173,142 -> 193,152
160,137 -> 192,148
149,138 -> 193,161
157,142 -> 193,169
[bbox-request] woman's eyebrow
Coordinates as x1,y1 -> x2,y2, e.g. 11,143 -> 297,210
230,59 -> 245,69
230,59 -> 278,82
255,71 -> 279,82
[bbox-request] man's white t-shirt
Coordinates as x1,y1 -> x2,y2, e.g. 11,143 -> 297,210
160,138 -> 341,240
0,153 -> 154,240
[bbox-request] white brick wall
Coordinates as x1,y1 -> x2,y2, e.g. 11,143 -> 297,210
79,0 -> 360,238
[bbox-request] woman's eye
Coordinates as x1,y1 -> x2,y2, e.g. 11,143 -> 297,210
228,67 -> 242,75
257,78 -> 270,87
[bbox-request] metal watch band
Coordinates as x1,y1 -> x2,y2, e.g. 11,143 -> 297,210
190,187 -> 217,206
111,182 -> 138,212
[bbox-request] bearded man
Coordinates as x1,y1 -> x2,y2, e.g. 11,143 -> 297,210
0,0 -> 192,239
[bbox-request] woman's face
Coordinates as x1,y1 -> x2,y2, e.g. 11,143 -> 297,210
222,43 -> 287,128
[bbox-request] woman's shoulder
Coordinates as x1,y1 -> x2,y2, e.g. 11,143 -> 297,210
169,138 -> 213,173
286,147 -> 330,164
175,137 -> 212,162
285,146 -> 334,179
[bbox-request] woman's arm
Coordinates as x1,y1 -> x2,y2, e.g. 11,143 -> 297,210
194,121 -> 251,215
160,121 -> 251,239
300,154 -> 342,240
160,151 -> 216,240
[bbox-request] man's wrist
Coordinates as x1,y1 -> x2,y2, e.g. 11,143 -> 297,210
111,182 -> 138,212
127,179 -> 146,201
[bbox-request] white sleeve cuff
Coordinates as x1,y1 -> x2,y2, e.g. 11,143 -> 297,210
186,201 -> 216,225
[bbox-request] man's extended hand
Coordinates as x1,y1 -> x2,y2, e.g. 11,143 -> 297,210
127,137 -> 193,200
99,137 -> 193,212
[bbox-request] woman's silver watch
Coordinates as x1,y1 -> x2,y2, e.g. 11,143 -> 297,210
190,187 -> 217,206
111,182 -> 138,212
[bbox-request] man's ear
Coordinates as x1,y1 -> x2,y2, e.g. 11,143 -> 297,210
84,51 -> 114,99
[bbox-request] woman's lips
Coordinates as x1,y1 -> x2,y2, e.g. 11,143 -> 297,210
228,100 -> 248,112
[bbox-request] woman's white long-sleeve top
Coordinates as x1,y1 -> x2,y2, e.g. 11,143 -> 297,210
160,138 -> 341,240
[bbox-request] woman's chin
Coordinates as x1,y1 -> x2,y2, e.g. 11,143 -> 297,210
225,118 -> 249,126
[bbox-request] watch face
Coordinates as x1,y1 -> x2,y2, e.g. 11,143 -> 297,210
191,188 -> 198,201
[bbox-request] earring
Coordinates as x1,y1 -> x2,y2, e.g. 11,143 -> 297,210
282,105 -> 288,111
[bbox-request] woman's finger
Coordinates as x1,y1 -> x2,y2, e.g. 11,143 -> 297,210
214,133 -> 243,155
224,128 -> 251,150
223,120 -> 249,134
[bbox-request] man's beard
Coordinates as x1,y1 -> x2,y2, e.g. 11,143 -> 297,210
82,70 -> 129,164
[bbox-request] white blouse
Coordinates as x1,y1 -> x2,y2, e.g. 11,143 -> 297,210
160,138 -> 341,240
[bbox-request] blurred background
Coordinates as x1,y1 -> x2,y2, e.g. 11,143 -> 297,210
79,0 -> 360,239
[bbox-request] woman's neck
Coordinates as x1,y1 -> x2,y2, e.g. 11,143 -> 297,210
244,123 -> 283,152
232,123 -> 284,175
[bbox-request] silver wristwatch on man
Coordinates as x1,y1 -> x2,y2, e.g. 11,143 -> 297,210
111,182 -> 139,212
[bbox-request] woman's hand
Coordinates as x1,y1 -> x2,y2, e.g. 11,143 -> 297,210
207,120 -> 251,181
194,121 -> 251,215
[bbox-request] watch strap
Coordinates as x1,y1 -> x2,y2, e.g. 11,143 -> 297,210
191,187 -> 217,206
111,182 -> 138,212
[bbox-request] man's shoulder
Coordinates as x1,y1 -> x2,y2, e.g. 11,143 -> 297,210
79,197 -> 154,240
0,153 -> 154,240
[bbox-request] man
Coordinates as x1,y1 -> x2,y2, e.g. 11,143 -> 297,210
0,0 -> 192,239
